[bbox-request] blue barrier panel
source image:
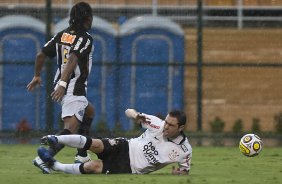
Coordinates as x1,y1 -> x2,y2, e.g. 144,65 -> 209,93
119,15 -> 184,130
55,16 -> 118,130
0,15 -> 46,131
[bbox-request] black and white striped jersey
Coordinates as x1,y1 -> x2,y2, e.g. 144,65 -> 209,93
42,27 -> 93,96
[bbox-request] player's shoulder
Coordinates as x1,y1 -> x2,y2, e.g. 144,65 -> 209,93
51,30 -> 64,40
86,32 -> 93,42
53,28 -> 71,41
86,31 -> 93,38
76,30 -> 93,39
74,31 -> 93,45
62,28 -> 90,38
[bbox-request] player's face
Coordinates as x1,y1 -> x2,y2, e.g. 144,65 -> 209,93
163,115 -> 183,139
84,16 -> 93,30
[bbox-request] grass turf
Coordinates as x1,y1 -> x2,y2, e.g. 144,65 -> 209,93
0,144 -> 281,184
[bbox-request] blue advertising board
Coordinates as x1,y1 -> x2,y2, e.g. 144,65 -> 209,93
118,15 -> 184,130
0,15 -> 46,130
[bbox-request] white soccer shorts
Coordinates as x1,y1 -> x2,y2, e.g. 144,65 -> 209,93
61,95 -> 88,122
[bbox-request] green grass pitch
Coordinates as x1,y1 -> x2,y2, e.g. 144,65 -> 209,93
0,144 -> 281,184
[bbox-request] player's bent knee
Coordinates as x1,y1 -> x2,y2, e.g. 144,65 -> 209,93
89,139 -> 104,153
83,160 -> 103,174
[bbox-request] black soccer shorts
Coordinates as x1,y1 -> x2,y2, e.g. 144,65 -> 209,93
97,137 -> 132,174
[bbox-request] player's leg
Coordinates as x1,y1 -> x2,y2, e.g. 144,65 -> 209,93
48,115 -> 79,156
33,115 -> 79,174
81,160 -> 103,173
49,95 -> 87,154
53,160 -> 103,174
78,102 -> 95,136
38,146 -> 103,174
75,102 -> 95,162
41,136 -> 131,174
44,134 -> 104,154
54,160 -> 103,174
33,96 -> 86,174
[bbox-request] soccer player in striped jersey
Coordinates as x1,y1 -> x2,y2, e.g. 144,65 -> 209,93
27,2 -> 95,174
38,109 -> 192,175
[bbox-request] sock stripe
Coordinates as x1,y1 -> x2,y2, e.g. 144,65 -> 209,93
83,137 -> 92,150
79,163 -> 86,174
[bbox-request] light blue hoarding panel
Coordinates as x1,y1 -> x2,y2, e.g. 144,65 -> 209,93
0,16 -> 46,131
88,29 -> 118,130
119,16 -> 184,130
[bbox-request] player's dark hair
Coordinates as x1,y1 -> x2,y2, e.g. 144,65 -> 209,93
169,110 -> 187,126
69,2 -> 93,30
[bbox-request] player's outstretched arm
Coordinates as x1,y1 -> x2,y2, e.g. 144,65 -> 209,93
26,51 -> 46,91
125,109 -> 150,124
27,76 -> 42,91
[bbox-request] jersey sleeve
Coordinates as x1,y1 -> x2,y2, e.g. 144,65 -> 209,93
42,33 -> 60,58
140,113 -> 164,132
69,34 -> 93,60
178,151 -> 192,172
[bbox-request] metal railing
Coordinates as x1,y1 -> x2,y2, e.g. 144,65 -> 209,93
1,1 -> 282,28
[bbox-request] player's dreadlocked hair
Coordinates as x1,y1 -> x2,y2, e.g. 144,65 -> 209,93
69,2 -> 93,30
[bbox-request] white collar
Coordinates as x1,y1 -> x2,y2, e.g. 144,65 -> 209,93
167,133 -> 185,145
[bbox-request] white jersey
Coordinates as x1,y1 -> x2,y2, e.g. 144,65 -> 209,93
128,113 -> 192,174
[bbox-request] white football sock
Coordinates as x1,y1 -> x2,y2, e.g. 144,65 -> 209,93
56,135 -> 87,148
53,161 -> 82,174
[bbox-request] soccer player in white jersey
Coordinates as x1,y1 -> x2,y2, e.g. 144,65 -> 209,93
38,108 -> 192,175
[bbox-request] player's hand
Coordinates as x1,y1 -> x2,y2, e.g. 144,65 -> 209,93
26,76 -> 42,91
136,113 -> 151,123
51,86 -> 65,102
171,166 -> 189,175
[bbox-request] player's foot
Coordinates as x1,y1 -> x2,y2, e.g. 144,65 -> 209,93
74,154 -> 91,163
41,135 -> 58,148
32,156 -> 51,174
37,147 -> 56,166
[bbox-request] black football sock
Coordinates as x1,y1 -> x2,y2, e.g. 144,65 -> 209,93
77,116 -> 93,157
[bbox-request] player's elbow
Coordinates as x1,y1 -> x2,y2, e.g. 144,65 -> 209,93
36,51 -> 46,61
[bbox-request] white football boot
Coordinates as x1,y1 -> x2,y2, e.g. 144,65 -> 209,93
32,156 -> 51,174
74,154 -> 91,163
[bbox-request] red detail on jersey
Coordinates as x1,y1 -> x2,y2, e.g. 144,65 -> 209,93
149,123 -> 160,129
143,120 -> 160,129
61,33 -> 76,44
